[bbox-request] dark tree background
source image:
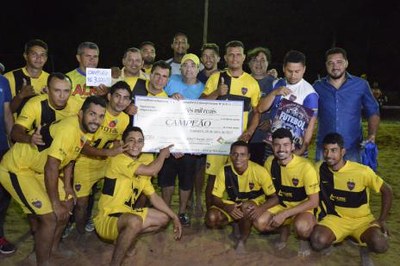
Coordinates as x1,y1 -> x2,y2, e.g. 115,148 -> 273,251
1,0 -> 399,102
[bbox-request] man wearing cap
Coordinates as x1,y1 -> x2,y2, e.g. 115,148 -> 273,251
158,53 -> 204,226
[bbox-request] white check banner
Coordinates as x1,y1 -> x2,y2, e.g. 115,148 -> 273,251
133,96 -> 243,154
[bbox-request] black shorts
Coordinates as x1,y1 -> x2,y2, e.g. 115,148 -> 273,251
158,154 -> 197,191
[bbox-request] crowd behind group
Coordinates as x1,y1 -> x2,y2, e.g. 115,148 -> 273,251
0,32 -> 393,266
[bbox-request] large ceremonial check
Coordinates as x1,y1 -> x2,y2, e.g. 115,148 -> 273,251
133,96 -> 243,154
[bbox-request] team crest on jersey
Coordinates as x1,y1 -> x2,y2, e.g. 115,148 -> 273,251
249,182 -> 254,190
347,181 -> 355,190
241,87 -> 248,95
32,200 -> 42,209
109,120 -> 118,128
289,94 -> 297,101
75,184 -> 81,191
292,178 -> 299,186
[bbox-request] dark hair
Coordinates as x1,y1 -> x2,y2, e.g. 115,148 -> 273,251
81,95 -> 107,112
122,126 -> 144,142
230,140 -> 249,153
172,32 -> 189,43
151,60 -> 171,76
283,50 -> 306,66
24,39 -> 48,54
325,47 -> 348,61
247,47 -> 271,63
123,47 -> 141,59
77,41 -> 99,55
272,128 -> 293,143
47,72 -> 72,87
109,81 -> 132,98
201,43 -> 220,55
225,40 -> 244,53
322,132 -> 344,148
140,41 -> 155,50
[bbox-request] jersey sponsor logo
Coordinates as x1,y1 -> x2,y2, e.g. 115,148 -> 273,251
108,120 -> 118,128
347,180 -> 355,190
72,84 -> 97,97
32,200 -> 42,209
249,182 -> 254,190
99,125 -> 118,134
292,177 -> 299,186
241,87 -> 248,95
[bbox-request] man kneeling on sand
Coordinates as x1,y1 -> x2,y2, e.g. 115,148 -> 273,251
94,126 -> 182,265
205,140 -> 278,253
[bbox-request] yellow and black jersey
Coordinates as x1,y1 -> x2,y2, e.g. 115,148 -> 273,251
66,68 -> 97,101
16,94 -> 82,131
316,160 -> 383,219
203,70 -> 260,129
1,115 -> 88,174
212,160 -> 276,205
264,155 -> 319,208
96,153 -> 155,216
4,67 -> 49,114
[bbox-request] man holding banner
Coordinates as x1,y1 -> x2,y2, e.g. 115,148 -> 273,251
244,50 -> 318,159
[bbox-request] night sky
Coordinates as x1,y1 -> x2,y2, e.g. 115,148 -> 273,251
1,0 -> 399,102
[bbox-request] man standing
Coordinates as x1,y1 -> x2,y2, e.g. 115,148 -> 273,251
165,32 -> 190,75
0,74 -> 14,254
159,53 -> 204,225
73,81 -> 131,235
0,95 -> 106,265
245,50 -> 318,158
140,41 -> 156,75
4,39 -> 49,115
201,40 -> 261,210
314,47 -> 380,162
66,41 -> 108,101
261,128 -> 319,256
311,133 -> 392,265
242,47 -> 276,165
205,140 -> 277,253
197,43 -> 220,84
10,73 -> 81,145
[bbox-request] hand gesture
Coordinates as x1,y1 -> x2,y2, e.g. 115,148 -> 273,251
218,77 -> 228,96
159,144 -> 174,159
125,103 -> 137,116
96,84 -> 109,96
107,142 -> 130,157
30,125 -> 45,146
18,78 -> 36,99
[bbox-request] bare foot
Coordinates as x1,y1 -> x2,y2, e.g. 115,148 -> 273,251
235,240 -> 246,255
360,247 -> 375,266
194,203 -> 204,218
298,240 -> 311,257
274,240 -> 287,250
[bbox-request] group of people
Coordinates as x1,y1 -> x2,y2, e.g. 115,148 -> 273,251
0,32 -> 393,265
